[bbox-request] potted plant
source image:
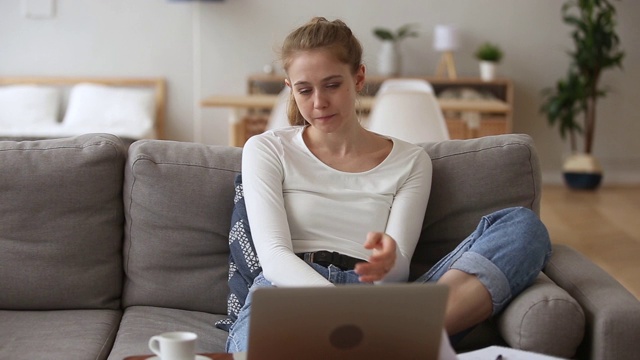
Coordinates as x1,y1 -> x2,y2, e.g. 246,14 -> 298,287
373,23 -> 419,76
474,42 -> 503,81
540,0 -> 625,190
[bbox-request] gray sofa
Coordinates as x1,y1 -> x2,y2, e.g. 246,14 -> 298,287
1,133 -> 638,360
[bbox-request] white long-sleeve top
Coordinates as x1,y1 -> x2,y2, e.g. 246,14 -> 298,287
241,126 -> 432,287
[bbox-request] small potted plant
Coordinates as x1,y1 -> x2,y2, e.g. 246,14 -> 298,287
474,42 -> 503,81
373,24 -> 419,76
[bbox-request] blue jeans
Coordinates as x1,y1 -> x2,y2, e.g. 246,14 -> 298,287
225,207 -> 552,353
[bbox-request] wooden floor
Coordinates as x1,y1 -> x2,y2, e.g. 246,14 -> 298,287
540,185 -> 640,300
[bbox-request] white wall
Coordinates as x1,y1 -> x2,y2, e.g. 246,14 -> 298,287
1,0 -> 638,184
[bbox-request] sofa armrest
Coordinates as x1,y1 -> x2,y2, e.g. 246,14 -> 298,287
544,244 -> 640,360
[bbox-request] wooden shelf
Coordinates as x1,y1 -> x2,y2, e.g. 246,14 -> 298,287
247,74 -> 513,139
248,74 -> 512,101
206,74 -> 514,146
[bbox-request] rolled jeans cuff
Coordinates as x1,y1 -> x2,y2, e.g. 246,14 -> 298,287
450,251 -> 511,315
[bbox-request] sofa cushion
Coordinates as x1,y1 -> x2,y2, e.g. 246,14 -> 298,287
411,134 -> 541,278
0,134 -> 126,310
498,272 -> 585,358
107,306 -> 229,360
122,140 -> 242,314
0,309 -> 121,360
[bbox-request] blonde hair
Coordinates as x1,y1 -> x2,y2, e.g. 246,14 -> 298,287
280,17 -> 363,126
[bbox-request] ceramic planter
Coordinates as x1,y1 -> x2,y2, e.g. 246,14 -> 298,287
479,61 -> 497,81
562,153 -> 603,190
377,41 -> 400,76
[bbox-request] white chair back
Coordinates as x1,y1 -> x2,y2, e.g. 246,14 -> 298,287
366,90 -> 450,143
266,87 -> 291,130
377,79 -> 434,95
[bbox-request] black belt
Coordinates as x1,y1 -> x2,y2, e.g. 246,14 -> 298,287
297,251 -> 367,271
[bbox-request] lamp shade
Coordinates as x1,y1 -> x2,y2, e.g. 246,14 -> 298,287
433,25 -> 460,52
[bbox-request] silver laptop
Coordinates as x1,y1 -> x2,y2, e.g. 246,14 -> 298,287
246,283 -> 449,360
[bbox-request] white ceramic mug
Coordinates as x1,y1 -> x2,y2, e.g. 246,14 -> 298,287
148,331 -> 197,360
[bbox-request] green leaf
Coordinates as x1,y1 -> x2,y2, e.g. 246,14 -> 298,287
373,28 -> 394,41
396,23 -> 419,40
373,23 -> 419,42
475,42 -> 503,62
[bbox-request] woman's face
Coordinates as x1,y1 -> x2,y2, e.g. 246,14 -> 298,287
285,49 -> 364,133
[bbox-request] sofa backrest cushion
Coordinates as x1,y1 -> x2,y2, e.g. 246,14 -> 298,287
122,140 -> 242,314
0,134 -> 126,310
411,134 -> 541,279
122,134 -> 540,313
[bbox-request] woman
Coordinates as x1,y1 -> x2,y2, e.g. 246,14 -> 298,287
226,17 -> 551,354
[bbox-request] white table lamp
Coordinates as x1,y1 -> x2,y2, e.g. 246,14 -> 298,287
433,25 -> 460,79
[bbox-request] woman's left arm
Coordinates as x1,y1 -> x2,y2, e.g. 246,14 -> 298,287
359,149 -> 433,283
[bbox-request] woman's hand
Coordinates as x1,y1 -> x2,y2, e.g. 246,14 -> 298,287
354,232 -> 397,282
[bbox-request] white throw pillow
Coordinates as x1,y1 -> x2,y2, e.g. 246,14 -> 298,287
0,85 -> 60,127
62,83 -> 155,137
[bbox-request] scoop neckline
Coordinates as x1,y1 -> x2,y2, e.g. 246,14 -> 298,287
295,127 -> 396,175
